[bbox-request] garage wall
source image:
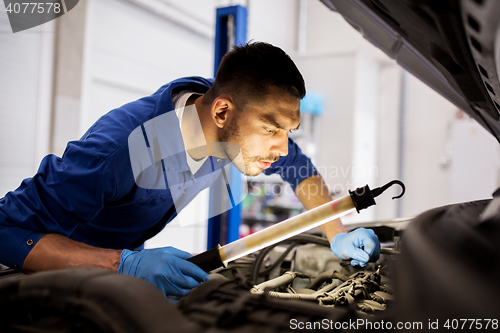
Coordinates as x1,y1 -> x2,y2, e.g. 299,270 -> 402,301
306,0 -> 388,61
449,119 -> 499,204
247,0 -> 297,52
79,0 -> 215,134
51,1 -> 87,155
294,52 -> 357,196
374,64 -> 402,220
398,74 -> 456,217
0,8 -> 54,198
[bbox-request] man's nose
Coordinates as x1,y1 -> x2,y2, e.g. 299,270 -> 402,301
271,132 -> 289,157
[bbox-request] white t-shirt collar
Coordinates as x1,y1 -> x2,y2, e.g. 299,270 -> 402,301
173,91 -> 207,175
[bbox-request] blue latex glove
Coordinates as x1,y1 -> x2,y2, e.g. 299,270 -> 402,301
118,247 -> 209,297
330,228 -> 381,267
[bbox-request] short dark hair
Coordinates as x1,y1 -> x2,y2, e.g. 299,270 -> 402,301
204,41 -> 306,110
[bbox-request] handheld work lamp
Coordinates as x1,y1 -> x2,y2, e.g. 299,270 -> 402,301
188,180 -> 405,272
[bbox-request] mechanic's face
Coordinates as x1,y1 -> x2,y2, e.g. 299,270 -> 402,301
219,87 -> 301,176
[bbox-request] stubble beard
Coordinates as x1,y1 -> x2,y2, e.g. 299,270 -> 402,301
218,119 -> 267,176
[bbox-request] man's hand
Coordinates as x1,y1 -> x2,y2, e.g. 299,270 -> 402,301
118,247 -> 209,297
330,228 -> 381,266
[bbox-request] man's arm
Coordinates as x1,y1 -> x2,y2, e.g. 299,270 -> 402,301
294,175 -> 346,242
22,234 -> 209,298
23,234 -> 121,274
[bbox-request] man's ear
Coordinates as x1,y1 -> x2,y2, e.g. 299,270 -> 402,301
211,97 -> 235,129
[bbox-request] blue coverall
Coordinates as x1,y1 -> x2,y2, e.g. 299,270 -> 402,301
0,76 -> 318,271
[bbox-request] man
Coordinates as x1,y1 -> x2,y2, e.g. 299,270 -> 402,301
0,42 -> 380,298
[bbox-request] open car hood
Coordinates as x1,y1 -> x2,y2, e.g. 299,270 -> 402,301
321,0 -> 500,143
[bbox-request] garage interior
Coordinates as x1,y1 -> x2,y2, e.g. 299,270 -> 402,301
1,0 -> 500,331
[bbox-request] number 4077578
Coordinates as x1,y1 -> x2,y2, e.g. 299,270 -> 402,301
6,2 -> 62,14
443,319 -> 498,330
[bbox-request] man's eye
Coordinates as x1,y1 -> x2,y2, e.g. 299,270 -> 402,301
265,128 -> 274,133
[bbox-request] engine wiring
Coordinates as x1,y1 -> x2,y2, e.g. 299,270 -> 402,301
211,233 -> 397,314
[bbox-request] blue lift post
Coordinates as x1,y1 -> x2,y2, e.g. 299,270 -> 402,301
207,5 -> 248,250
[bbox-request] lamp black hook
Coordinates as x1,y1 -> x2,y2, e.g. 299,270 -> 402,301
371,180 -> 405,199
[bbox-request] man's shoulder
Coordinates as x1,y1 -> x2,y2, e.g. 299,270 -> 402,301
75,77 -> 214,158
154,76 -> 214,96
